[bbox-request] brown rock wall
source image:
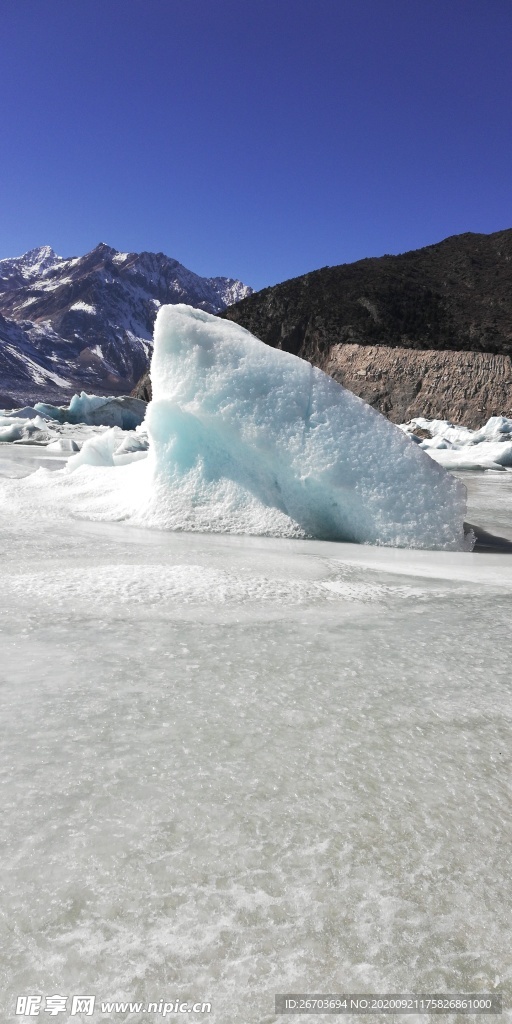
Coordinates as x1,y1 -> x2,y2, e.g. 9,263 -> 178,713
321,345 -> 512,427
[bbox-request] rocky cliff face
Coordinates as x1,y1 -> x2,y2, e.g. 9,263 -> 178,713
321,345 -> 512,428
216,229 -> 512,425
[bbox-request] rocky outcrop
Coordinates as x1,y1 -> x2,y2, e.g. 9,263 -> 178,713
131,369 -> 152,403
322,345 -> 512,427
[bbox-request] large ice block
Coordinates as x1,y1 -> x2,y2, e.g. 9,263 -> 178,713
143,304 -> 469,548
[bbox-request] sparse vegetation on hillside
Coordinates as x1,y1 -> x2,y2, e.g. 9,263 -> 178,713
221,229 -> 512,359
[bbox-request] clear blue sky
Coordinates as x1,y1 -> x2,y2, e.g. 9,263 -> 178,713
1,0 -> 511,291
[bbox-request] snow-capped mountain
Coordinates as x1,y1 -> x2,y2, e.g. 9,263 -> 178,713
0,243 -> 252,406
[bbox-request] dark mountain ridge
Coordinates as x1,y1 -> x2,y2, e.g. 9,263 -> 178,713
222,229 -> 512,358
217,229 -> 512,425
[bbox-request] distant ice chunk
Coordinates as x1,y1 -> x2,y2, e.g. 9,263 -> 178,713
0,406 -> 41,420
141,305 -> 469,548
66,428 -> 122,468
419,436 -> 454,450
427,442 -> 512,471
469,416 -> 512,444
66,428 -> 149,469
405,418 -> 476,445
46,438 -> 80,453
401,415 -> 512,470
0,414 -> 50,444
114,430 -> 149,455
34,393 -> 147,430
0,420 -> 24,443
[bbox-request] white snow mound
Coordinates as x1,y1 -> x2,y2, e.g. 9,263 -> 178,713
140,304 -> 469,548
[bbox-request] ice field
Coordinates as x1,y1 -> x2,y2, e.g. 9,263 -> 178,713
1,309 -> 511,1022
0,447 -> 511,1023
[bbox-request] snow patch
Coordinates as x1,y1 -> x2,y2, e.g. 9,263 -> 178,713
69,301 -> 97,315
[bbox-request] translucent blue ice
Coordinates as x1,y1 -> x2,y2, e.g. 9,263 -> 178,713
144,304 -> 469,548
34,393 -> 146,429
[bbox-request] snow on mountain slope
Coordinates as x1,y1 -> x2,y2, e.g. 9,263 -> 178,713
0,244 -> 252,406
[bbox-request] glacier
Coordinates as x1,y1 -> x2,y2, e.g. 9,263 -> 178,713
139,304 -> 469,548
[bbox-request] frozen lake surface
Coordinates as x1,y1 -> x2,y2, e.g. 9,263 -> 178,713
0,449 -> 511,1022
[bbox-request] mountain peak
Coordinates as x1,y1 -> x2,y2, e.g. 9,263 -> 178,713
92,242 -> 117,255
0,241 -> 252,406
22,245 -> 60,268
